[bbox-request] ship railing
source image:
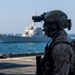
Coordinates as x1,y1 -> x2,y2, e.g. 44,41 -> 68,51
0,52 -> 44,59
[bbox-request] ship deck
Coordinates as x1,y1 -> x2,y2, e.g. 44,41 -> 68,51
0,53 -> 44,75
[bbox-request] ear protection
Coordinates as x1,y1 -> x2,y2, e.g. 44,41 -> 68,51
52,19 -> 72,30
65,19 -> 71,30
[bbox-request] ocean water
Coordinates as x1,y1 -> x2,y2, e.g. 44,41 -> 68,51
0,42 -> 47,54
0,34 -> 75,54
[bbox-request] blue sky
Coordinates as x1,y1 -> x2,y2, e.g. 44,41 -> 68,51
0,0 -> 75,34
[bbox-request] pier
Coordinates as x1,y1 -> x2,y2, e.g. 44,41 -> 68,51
0,52 -> 44,75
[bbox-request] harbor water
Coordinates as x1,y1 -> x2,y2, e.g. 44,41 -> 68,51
0,34 -> 75,54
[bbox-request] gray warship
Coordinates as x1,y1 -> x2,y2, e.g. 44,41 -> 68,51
0,21 -> 50,43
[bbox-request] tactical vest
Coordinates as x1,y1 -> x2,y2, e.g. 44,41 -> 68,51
40,40 -> 75,75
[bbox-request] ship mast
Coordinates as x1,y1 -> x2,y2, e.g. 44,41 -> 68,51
32,13 -> 36,26
31,20 -> 35,26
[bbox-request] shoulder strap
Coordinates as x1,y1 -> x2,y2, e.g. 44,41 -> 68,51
52,41 -> 75,49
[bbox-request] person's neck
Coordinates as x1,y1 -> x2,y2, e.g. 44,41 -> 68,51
51,30 -> 61,39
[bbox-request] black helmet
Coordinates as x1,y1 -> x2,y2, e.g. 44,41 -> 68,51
44,10 -> 71,30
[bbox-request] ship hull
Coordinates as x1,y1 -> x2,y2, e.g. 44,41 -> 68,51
0,34 -> 50,43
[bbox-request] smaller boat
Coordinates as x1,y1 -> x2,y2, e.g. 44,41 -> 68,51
0,21 -> 50,43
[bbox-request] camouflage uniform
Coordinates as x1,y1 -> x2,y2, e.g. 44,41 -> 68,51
51,30 -> 74,75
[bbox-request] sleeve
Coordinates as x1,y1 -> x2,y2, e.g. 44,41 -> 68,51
52,44 -> 73,75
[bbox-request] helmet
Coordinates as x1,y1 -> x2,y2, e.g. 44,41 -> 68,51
44,10 -> 71,30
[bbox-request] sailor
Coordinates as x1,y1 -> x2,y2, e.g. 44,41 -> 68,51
41,10 -> 74,75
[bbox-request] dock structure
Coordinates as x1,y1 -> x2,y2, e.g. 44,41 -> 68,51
0,52 -> 44,75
